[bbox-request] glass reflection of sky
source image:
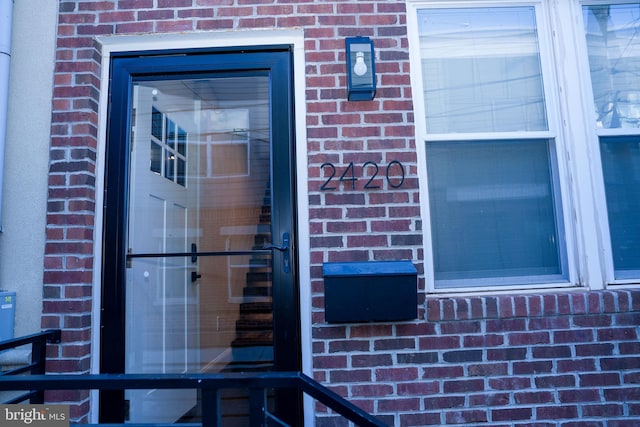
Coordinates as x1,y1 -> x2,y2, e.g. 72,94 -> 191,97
419,7 -> 536,36
582,4 -> 640,128
417,5 -> 546,133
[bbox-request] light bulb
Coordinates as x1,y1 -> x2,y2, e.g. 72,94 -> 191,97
353,52 -> 367,77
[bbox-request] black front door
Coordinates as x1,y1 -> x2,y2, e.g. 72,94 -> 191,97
100,47 -> 300,425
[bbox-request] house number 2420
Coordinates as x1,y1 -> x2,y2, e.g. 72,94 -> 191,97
320,161 -> 405,191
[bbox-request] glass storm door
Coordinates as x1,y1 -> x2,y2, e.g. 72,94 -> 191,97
100,49 -> 300,425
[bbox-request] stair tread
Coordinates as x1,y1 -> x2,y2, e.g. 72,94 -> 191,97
232,334 -> 273,347
228,187 -> 275,355
239,301 -> 272,313
246,271 -> 272,280
236,319 -> 273,330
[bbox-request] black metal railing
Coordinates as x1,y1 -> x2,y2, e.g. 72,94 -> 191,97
0,329 -> 61,404
0,330 -> 387,427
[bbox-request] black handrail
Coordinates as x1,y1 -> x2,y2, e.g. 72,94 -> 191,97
0,329 -> 61,404
0,371 -> 388,427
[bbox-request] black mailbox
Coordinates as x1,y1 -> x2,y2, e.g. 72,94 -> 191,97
322,260 -> 417,323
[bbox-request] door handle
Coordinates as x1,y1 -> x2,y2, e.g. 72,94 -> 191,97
263,232 -> 290,273
191,243 -> 198,263
263,232 -> 289,252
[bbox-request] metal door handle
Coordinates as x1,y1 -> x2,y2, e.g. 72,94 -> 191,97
263,232 -> 289,252
263,232 -> 290,274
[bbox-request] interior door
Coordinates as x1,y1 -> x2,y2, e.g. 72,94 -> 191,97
100,48 -> 300,425
124,85 -> 201,422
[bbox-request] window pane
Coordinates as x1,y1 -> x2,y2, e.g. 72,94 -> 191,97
150,141 -> 162,174
418,7 -> 548,133
426,139 -> 565,286
152,107 -> 163,140
177,157 -> 186,187
165,152 -> 175,182
166,118 -> 177,149
600,136 -> 640,277
177,127 -> 187,156
583,4 -> 640,129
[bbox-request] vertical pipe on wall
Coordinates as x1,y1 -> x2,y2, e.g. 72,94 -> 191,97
0,0 -> 13,232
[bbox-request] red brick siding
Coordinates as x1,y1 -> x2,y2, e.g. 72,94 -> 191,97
314,290 -> 640,426
45,1 -> 640,425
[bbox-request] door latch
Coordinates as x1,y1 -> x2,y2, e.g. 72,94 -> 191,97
263,232 -> 290,273
263,232 -> 289,252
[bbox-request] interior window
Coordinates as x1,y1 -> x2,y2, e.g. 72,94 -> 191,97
149,106 -> 188,187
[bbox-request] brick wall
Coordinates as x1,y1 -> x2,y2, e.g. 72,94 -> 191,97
313,290 -> 640,426
43,1 -> 640,425
43,1 -> 102,420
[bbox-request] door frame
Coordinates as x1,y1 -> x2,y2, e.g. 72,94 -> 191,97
93,31 -> 311,424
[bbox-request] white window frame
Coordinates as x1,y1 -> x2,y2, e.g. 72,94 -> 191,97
574,0 -> 640,287
406,0 -> 623,293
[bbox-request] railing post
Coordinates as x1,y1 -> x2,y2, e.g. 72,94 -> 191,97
29,336 -> 47,404
248,387 -> 267,427
28,330 -> 61,404
201,387 -> 221,427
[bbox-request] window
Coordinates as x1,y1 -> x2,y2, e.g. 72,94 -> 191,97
150,106 -> 188,187
204,108 -> 250,178
583,4 -> 640,279
408,0 -> 640,291
419,7 -> 548,133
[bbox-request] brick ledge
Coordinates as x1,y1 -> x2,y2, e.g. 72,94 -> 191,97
425,288 -> 640,322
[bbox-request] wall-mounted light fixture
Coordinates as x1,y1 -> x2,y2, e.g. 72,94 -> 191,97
345,36 -> 376,101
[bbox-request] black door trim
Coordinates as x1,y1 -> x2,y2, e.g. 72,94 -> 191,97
99,46 -> 300,424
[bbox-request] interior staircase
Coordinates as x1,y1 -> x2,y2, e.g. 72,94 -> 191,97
226,186 -> 275,372
181,187 -> 277,425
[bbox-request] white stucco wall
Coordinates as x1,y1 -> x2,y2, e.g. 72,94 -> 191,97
0,0 -> 58,337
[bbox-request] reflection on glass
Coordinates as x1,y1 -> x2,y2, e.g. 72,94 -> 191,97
583,4 -> 640,129
426,139 -> 565,286
150,141 -> 161,174
167,119 -> 176,149
206,108 -> 250,177
177,127 -> 187,156
125,75 -> 272,424
418,7 -> 548,133
600,137 -> 640,277
152,107 -> 162,139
